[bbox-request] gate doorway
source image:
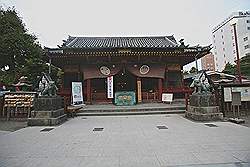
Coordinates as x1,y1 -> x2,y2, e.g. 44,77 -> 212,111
114,69 -> 136,92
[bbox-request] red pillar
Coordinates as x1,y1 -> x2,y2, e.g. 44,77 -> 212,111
158,78 -> 163,102
86,79 -> 91,104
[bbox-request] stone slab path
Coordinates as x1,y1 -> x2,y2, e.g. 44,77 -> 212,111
0,114 -> 250,167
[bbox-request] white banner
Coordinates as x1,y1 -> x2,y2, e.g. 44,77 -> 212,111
107,76 -> 113,98
72,82 -> 83,105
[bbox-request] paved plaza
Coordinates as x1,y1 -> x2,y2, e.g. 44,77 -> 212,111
0,114 -> 250,167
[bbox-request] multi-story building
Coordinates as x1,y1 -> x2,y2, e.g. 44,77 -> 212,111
201,53 -> 215,71
212,11 -> 250,72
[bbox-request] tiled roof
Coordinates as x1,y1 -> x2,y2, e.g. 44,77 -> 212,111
62,36 -> 178,49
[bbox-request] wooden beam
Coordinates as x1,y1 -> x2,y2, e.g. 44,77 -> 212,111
158,78 -> 163,102
86,79 -> 91,104
158,55 -> 162,62
137,55 -> 140,62
137,78 -> 142,103
108,55 -> 111,62
86,55 -> 89,63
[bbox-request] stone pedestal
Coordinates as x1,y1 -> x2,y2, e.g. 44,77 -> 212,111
28,96 -> 67,126
185,94 -> 223,121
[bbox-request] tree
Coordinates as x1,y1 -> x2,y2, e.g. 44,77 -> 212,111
240,54 -> 250,77
222,63 -> 235,75
189,67 -> 198,73
0,7 -> 61,87
222,54 -> 250,78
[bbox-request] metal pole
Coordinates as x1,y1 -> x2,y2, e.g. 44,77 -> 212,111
195,53 -> 199,74
49,57 -> 51,74
232,23 -> 242,83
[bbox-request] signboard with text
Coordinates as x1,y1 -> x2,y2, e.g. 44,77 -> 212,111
72,82 -> 83,105
162,93 -> 173,103
224,87 -> 250,102
107,76 -> 113,98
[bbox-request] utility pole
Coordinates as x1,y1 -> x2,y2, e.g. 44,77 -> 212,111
232,23 -> 242,83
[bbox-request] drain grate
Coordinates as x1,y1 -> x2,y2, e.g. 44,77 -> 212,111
157,125 -> 168,129
82,117 -> 87,119
40,128 -> 54,132
93,127 -> 104,131
205,124 -> 218,127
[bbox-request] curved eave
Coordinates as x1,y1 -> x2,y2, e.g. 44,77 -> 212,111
46,45 -> 211,58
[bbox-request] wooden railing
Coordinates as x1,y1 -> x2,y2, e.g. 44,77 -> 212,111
142,92 -> 158,102
163,86 -> 193,93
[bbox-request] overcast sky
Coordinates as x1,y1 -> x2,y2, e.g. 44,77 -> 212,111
1,0 -> 250,70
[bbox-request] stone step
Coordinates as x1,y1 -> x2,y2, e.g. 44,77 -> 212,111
80,106 -> 186,113
30,108 -> 64,118
28,114 -> 67,126
77,110 -> 185,116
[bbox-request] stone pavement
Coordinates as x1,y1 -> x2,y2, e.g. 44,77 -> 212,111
0,114 -> 250,167
0,120 -> 27,132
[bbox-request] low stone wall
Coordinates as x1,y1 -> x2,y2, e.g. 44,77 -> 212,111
34,96 -> 63,111
28,96 -> 66,126
186,94 -> 223,121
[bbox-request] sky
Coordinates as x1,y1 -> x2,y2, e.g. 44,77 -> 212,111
1,0 -> 250,70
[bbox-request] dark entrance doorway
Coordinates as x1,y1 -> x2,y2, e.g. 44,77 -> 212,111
141,78 -> 159,102
114,69 -> 136,92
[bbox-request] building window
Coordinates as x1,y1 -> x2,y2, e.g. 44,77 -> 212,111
223,48 -> 225,51
243,37 -> 248,41
222,41 -> 224,45
247,20 -> 250,23
221,29 -> 223,32
224,54 -> 226,57
248,27 -> 250,30
245,44 -> 250,49
222,35 -> 223,39
231,29 -> 234,33
233,50 -> 236,54
232,36 -> 234,40
213,35 -> 215,38
233,43 -> 235,46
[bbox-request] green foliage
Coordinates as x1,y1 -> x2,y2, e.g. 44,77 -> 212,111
222,54 -> 250,77
240,54 -> 250,77
222,63 -> 235,75
0,7 -> 61,87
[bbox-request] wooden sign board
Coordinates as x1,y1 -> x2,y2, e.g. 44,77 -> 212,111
232,92 -> 241,106
162,93 -> 173,103
137,80 -> 142,103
